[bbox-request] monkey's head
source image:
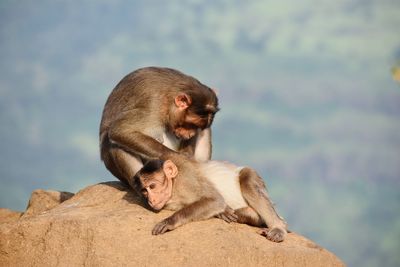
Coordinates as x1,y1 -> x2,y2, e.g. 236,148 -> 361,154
169,85 -> 219,140
133,159 -> 178,211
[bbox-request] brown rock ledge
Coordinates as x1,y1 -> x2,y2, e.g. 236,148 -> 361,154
0,182 -> 345,267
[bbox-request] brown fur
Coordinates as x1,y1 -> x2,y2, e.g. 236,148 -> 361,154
238,167 -> 288,242
99,67 -> 219,185
234,207 -> 263,226
134,155 -> 227,235
134,158 -> 288,242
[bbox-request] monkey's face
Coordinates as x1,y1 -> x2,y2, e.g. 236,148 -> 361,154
171,93 -> 218,140
139,171 -> 172,211
173,127 -> 197,140
135,160 -> 178,211
172,108 -> 217,140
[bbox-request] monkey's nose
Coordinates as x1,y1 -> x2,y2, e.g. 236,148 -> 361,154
150,202 -> 163,211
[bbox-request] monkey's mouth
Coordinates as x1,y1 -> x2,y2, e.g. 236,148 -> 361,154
173,127 -> 197,140
149,202 -> 164,211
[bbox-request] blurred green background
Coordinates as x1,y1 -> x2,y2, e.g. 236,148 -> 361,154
0,1 -> 399,266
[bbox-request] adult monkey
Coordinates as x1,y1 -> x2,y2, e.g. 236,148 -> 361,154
99,67 -> 219,187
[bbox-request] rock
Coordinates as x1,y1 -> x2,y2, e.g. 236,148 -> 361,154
0,182 -> 345,267
0,208 -> 22,224
22,189 -> 74,218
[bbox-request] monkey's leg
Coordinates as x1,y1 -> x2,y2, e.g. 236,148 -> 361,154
102,146 -> 143,186
152,197 -> 226,235
234,207 -> 264,226
238,168 -> 288,242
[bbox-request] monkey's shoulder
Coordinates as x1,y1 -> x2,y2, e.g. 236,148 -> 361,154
165,189 -> 200,211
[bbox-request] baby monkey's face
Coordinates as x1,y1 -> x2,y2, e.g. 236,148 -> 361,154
139,171 -> 171,210
134,160 -> 178,211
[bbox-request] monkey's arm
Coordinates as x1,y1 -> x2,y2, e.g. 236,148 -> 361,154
193,128 -> 212,161
108,112 -> 177,159
178,128 -> 212,161
152,197 -> 225,235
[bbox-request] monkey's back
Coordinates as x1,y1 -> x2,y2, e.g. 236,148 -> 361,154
99,67 -> 200,136
200,161 -> 248,210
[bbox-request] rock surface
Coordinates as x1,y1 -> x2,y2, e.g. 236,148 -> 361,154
0,182 -> 345,267
22,189 -> 74,218
0,208 -> 22,224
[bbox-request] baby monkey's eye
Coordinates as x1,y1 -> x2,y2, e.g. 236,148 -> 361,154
141,189 -> 148,196
149,184 -> 156,190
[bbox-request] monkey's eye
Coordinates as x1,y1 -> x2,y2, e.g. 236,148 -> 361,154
149,183 -> 156,190
196,111 -> 209,117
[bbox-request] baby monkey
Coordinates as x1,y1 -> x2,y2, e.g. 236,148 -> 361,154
132,156 -> 288,242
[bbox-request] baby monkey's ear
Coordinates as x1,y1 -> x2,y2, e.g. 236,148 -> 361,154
163,160 -> 178,179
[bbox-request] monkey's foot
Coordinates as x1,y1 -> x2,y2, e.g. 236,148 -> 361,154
215,206 -> 238,223
258,227 -> 287,243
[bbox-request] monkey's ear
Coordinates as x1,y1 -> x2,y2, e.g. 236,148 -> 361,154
174,94 -> 192,110
163,160 -> 178,179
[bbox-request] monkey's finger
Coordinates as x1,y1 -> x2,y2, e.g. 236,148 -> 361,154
160,225 -> 169,234
226,210 -> 239,222
215,210 -> 238,223
266,227 -> 286,243
258,227 -> 285,242
159,223 -> 174,234
227,213 -> 238,222
152,226 -> 159,235
152,222 -> 166,235
257,228 -> 269,236
153,226 -> 164,235
221,213 -> 236,223
220,214 -> 231,223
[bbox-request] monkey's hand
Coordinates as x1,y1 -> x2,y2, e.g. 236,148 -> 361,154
258,227 -> 287,243
215,206 -> 238,223
152,217 -> 176,235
